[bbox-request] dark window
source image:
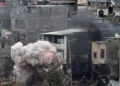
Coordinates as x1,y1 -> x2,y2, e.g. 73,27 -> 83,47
108,7 -> 113,14
44,35 -> 52,42
93,52 -> 97,58
15,19 -> 25,29
88,2 -> 91,6
15,19 -> 19,26
0,31 -> 1,37
1,43 -> 5,48
0,20 -> 2,25
27,7 -> 31,13
53,36 -> 64,44
100,49 -> 105,58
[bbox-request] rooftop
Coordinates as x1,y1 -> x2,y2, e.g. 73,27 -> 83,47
88,0 -> 110,2
27,5 -> 65,7
93,41 -> 107,44
105,37 -> 120,39
40,28 -> 87,36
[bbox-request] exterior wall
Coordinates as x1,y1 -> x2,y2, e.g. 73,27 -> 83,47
39,31 -> 92,80
113,7 -> 120,16
106,38 -> 119,65
40,34 -> 67,64
92,42 -> 106,64
11,5 -> 68,40
0,7 -> 11,30
106,38 -> 119,78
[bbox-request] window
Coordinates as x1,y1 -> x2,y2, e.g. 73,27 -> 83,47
15,19 -> 25,29
1,43 -> 5,48
20,34 -> 26,40
0,20 -> 2,25
100,49 -> 105,58
44,35 -> 52,42
91,2 -> 95,6
93,52 -> 97,58
88,2 -> 91,6
53,36 -> 64,44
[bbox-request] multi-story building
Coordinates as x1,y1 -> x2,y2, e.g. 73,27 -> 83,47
92,37 -> 119,82
10,4 -> 68,41
39,28 -> 95,80
0,29 -> 14,77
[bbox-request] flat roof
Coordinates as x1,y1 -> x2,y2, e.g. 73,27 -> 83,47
105,37 -> 120,39
40,28 -> 87,36
27,5 -> 65,7
94,41 -> 107,43
88,0 -> 110,2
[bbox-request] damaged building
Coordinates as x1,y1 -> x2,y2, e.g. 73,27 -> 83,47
39,28 -> 104,80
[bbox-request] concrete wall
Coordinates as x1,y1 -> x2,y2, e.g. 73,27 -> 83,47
106,38 -> 119,78
0,7 -> 11,30
11,5 -> 68,40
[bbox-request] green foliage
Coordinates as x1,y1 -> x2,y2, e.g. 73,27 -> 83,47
0,54 -> 14,77
45,69 -> 68,86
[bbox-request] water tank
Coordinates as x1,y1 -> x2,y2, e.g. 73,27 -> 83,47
108,6 -> 113,14
99,9 -> 104,17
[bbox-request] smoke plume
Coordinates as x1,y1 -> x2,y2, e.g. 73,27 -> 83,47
69,8 -> 120,40
11,41 -> 63,86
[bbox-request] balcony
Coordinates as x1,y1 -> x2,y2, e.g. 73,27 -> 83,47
52,43 -> 65,50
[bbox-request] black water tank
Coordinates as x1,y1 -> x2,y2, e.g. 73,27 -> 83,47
99,9 -> 104,17
108,6 -> 113,14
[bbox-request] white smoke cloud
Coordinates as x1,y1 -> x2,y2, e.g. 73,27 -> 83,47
11,40 -> 63,85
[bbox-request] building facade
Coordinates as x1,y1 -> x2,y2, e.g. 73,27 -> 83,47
10,5 -> 68,41
92,37 -> 119,80
39,28 -> 94,80
0,6 -> 11,30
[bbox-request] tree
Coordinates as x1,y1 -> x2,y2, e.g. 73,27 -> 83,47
0,53 -> 14,78
45,69 -> 69,86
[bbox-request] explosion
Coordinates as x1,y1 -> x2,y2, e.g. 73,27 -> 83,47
11,41 -> 63,86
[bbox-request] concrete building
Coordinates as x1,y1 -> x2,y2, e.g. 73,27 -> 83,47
92,37 -> 119,81
10,5 -> 68,41
92,41 -> 110,77
39,28 -> 94,80
0,6 -> 11,30
92,41 -> 107,64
